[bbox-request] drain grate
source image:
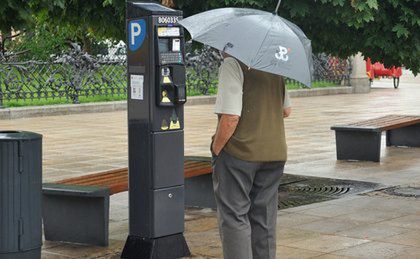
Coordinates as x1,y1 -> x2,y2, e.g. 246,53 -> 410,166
364,186 -> 420,199
278,174 -> 382,210
290,186 -> 351,195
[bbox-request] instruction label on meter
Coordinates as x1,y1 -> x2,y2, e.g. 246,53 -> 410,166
131,74 -> 144,100
158,27 -> 180,37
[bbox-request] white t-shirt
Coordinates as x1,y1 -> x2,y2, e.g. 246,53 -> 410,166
215,57 -> 291,116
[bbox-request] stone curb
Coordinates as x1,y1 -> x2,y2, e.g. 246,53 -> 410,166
288,86 -> 354,97
0,86 -> 353,120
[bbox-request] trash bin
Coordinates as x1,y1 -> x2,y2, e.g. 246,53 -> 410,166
0,131 -> 42,259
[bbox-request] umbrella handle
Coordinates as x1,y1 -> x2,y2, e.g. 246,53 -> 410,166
274,0 -> 282,14
223,42 -> 234,52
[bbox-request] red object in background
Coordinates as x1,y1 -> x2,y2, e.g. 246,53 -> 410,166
366,57 -> 402,88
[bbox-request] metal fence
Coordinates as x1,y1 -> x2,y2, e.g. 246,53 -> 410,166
0,44 -> 351,108
185,46 -> 352,95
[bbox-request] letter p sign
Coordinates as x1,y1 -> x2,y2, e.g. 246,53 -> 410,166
128,19 -> 146,52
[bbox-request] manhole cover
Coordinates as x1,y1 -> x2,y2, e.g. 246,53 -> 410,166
393,187 -> 420,197
364,186 -> 420,199
278,174 -> 382,210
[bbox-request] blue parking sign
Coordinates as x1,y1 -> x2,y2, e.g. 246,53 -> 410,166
128,19 -> 146,52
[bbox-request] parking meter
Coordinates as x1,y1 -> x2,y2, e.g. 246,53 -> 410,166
122,2 -> 190,258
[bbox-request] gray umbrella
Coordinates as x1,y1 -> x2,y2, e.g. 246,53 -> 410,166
179,2 -> 313,87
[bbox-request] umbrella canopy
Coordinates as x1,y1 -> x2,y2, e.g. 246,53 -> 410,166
179,7 -> 313,87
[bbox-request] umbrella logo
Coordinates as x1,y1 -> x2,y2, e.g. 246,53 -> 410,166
275,46 -> 290,62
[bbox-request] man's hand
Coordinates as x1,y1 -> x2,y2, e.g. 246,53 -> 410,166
283,107 -> 292,118
212,114 -> 240,155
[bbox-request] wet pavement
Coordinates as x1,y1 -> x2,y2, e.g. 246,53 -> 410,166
1,79 -> 419,258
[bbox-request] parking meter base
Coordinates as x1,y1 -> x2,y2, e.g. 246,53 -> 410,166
121,234 -> 191,259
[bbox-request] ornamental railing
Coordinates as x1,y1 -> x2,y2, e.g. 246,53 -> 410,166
0,44 -> 351,108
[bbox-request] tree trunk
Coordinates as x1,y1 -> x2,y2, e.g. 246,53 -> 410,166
82,36 -> 92,54
161,0 -> 175,7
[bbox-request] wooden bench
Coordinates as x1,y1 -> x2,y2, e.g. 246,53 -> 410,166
331,115 -> 420,162
42,157 -> 214,246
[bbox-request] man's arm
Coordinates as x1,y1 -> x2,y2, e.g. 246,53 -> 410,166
283,87 -> 292,118
212,115 -> 240,156
212,57 -> 243,155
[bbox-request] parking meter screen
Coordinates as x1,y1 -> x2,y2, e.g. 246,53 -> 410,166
159,39 -> 170,53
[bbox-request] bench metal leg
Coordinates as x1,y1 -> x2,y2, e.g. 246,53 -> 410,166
386,124 -> 420,147
335,130 -> 382,162
185,173 -> 216,209
43,194 -> 109,246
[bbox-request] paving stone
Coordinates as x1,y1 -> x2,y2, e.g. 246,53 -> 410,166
276,246 -> 324,258
331,241 -> 416,259
276,227 -> 322,245
296,204 -> 360,218
285,234 -> 369,253
1,80 -> 418,258
335,223 -> 410,240
277,213 -> 327,227
333,208 -> 409,224
294,217 -> 366,234
380,215 -> 420,230
43,239 -> 124,258
377,230 -> 420,247
185,217 -> 218,233
311,254 -> 357,259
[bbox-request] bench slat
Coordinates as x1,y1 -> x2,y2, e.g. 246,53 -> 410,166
53,159 -> 213,195
333,115 -> 420,132
64,174 -> 128,186
351,116 -> 417,128
184,162 -> 213,170
57,168 -> 127,184
350,116 -> 404,126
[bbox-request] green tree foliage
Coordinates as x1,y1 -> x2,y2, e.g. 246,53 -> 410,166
1,0 -> 418,73
1,0 -> 125,56
176,0 -> 419,74
28,0 -> 126,52
3,10 -> 74,60
0,0 -> 33,33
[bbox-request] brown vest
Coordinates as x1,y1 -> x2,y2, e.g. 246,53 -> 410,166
223,62 -> 287,162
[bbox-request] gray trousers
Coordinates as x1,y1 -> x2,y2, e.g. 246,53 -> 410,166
212,150 -> 285,259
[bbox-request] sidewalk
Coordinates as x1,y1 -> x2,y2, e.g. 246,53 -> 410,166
1,79 -> 419,258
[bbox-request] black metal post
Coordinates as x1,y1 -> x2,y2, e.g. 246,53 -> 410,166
0,90 -> 3,108
0,63 -> 3,109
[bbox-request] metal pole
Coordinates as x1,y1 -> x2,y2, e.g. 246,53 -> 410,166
0,67 -> 3,109
274,0 -> 282,14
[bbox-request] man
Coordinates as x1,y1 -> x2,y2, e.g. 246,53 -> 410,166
211,55 -> 291,259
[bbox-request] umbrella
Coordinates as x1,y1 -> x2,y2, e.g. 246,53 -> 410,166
178,0 -> 313,87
